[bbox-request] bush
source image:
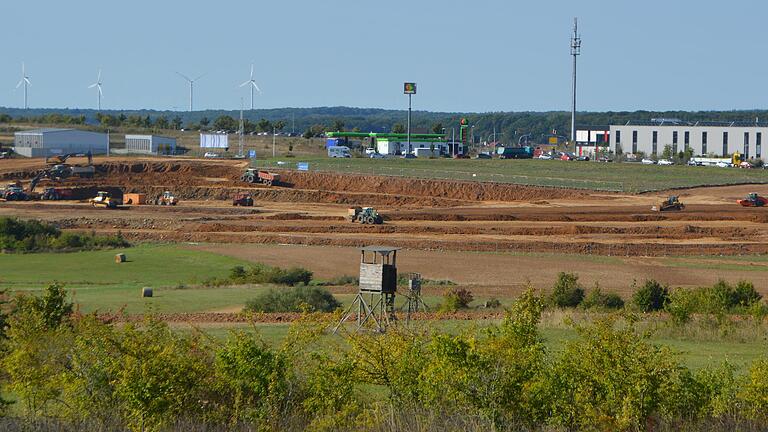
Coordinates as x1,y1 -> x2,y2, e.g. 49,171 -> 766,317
228,263 -> 313,286
440,288 -> 474,312
549,272 -> 585,308
581,286 -> 625,310
633,279 -> 669,312
0,217 -> 129,253
244,286 -> 341,313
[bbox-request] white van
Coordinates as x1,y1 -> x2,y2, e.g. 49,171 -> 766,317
328,146 -> 351,158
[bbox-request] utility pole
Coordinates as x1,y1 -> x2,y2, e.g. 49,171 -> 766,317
238,98 -> 245,157
570,17 -> 581,150
404,83 -> 416,154
272,127 -> 276,158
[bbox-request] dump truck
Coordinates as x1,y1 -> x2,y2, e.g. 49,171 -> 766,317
41,188 -> 74,201
232,192 -> 254,206
49,164 -> 96,179
89,191 -> 121,209
738,193 -> 768,207
348,207 -> 383,224
241,169 -> 280,186
152,191 -> 179,206
652,196 -> 685,212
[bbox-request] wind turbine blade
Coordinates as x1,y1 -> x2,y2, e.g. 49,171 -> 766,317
88,83 -> 98,88
251,82 -> 262,93
193,73 -> 205,82
15,80 -> 23,89
24,78 -> 31,86
250,64 -> 254,79
175,71 -> 192,82
97,69 -> 101,81
98,85 -> 103,96
239,80 -> 250,87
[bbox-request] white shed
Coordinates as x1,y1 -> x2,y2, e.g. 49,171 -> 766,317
125,134 -> 177,155
13,128 -> 109,158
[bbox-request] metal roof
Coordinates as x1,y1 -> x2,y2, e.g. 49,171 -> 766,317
617,120 -> 768,128
360,246 -> 400,253
15,128 -> 74,134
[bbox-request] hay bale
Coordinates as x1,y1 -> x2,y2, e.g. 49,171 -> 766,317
141,287 -> 153,298
115,253 -> 126,263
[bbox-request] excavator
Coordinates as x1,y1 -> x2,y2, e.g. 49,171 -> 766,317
651,196 -> 685,212
45,151 -> 93,166
738,193 -> 768,207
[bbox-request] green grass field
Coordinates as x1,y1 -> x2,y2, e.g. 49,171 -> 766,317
253,157 -> 768,192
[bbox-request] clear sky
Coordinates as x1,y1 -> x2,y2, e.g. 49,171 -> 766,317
2,0 -> 766,113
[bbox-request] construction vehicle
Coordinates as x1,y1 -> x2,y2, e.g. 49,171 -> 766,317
652,196 -> 685,212
89,191 -> 121,209
50,164 -> 95,179
0,184 -> 29,201
232,192 -> 254,206
348,206 -> 383,224
738,193 -> 768,207
241,168 -> 280,186
151,191 -> 179,206
45,151 -> 93,166
41,187 -> 74,200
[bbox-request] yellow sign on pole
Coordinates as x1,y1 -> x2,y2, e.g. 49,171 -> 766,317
548,136 -> 558,144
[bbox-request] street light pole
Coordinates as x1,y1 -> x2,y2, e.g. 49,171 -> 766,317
407,93 -> 412,154
272,127 -> 276,158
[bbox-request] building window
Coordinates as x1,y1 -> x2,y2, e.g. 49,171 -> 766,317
652,131 -> 658,155
684,131 -> 690,149
723,132 -> 729,156
702,131 -> 708,155
673,131 -> 678,145
744,132 -> 750,158
615,130 -> 621,145
757,132 -> 762,159
632,130 -> 638,154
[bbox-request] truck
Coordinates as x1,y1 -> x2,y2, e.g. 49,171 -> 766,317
328,146 -> 351,158
41,188 -> 74,201
50,164 -> 96,179
496,146 -> 534,159
348,206 -> 383,224
241,168 -> 281,186
414,148 -> 439,158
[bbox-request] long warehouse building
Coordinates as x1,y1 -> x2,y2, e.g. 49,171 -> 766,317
13,128 -> 109,158
610,121 -> 768,159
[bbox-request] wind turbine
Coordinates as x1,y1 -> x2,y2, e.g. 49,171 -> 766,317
239,64 -> 261,110
15,62 -> 31,109
176,72 -> 204,111
88,69 -> 103,111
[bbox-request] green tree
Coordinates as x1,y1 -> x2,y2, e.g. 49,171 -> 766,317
274,120 -> 286,132
154,115 -> 169,130
199,117 -> 210,129
549,272 -> 585,308
257,118 -> 272,133
171,116 -> 183,130
213,115 -> 238,132
391,123 -> 406,134
632,279 -> 669,312
331,119 -> 345,132
431,122 -> 444,134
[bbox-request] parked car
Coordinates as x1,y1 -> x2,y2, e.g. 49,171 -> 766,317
475,153 -> 492,159
641,158 -> 657,165
538,154 -> 553,160
203,152 -> 220,158
687,160 -> 703,166
559,152 -> 576,161
365,148 -> 376,155
739,161 -> 753,169
401,153 -> 417,159
598,156 -> 613,162
658,159 -> 675,166
576,155 -> 590,161
369,153 -> 384,159
716,161 -> 732,168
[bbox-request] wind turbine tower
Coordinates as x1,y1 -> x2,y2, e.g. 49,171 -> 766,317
239,64 -> 261,110
88,69 -> 104,111
15,62 -> 31,109
570,17 -> 581,147
176,72 -> 205,111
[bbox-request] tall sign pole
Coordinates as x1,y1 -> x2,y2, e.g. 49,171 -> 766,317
570,18 -> 581,150
404,82 -> 416,154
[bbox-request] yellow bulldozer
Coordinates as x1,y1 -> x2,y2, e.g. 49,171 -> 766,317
89,191 -> 121,209
652,195 -> 685,212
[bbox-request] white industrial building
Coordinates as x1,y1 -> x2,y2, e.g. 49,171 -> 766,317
125,134 -> 176,155
610,120 -> 768,159
13,128 -> 109,158
575,127 -> 610,157
375,138 -> 447,155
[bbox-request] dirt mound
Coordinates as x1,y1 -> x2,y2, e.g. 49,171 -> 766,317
277,171 -> 590,202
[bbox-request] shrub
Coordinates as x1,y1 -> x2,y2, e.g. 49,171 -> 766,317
733,280 -> 762,308
244,286 -> 341,313
632,279 -> 669,312
581,286 -> 624,310
665,288 -> 697,326
0,217 -> 129,253
228,264 -> 314,286
549,272 -> 585,308
440,288 -> 474,312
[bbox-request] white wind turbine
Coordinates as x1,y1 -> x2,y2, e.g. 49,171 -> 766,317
88,69 -> 103,111
239,64 -> 261,110
15,62 -> 31,109
176,72 -> 205,112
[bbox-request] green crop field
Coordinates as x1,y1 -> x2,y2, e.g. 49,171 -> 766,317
253,157 -> 768,192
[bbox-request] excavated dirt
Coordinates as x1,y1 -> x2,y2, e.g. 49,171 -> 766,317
2,157 -> 768,257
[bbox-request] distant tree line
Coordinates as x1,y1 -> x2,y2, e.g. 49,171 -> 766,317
3,107 -> 768,144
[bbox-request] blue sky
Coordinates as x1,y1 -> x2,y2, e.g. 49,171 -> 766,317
2,0 -> 766,112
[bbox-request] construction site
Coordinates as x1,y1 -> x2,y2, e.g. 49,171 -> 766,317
2,156 -> 768,305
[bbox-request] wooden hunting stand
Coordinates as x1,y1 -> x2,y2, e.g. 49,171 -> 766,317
333,246 -> 399,333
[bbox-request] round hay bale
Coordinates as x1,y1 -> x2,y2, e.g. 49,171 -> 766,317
115,253 -> 126,263
141,287 -> 153,298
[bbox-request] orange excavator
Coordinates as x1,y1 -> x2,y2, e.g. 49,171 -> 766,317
738,193 -> 768,207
